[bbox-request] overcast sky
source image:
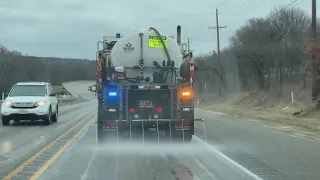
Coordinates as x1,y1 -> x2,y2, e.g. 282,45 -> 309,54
0,0 -> 317,59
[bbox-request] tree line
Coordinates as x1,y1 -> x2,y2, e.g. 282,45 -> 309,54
195,6 -> 320,100
0,45 -> 96,93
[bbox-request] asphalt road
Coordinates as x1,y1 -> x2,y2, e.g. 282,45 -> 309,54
0,100 -> 97,177
0,81 -> 320,180
194,109 -> 320,180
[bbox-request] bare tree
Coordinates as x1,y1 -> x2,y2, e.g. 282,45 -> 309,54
195,6 -> 313,102
0,45 -> 96,93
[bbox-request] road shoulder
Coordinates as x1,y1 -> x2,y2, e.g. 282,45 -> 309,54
197,104 -> 320,141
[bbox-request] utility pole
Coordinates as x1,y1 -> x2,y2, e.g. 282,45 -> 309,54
188,38 -> 190,53
209,8 -> 226,96
311,0 -> 317,103
187,38 -> 195,53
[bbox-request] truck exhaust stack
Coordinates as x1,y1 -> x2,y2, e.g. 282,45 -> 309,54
177,25 -> 181,45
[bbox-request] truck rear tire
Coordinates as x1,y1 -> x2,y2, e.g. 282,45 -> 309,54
166,129 -> 193,142
97,120 -> 119,144
173,132 -> 192,142
97,120 -> 106,144
97,128 -> 105,144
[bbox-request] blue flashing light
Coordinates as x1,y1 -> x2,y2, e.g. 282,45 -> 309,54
116,33 -> 121,38
108,92 -> 117,96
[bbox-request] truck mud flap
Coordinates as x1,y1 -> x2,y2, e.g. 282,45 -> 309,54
171,119 -> 206,143
101,121 -> 118,130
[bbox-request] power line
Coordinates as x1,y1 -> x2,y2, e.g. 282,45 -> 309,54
217,0 -> 231,8
291,0 -> 306,8
227,0 -> 261,16
227,0 -> 245,12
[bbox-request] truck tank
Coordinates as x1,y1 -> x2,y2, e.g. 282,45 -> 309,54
110,29 -> 183,68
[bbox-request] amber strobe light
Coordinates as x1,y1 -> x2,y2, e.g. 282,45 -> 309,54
180,88 -> 193,98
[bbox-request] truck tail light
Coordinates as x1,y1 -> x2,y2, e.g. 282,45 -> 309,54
103,121 -> 117,128
175,120 -> 190,127
97,71 -> 102,79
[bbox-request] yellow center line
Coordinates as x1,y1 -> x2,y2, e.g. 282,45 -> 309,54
29,117 -> 96,180
2,111 -> 96,180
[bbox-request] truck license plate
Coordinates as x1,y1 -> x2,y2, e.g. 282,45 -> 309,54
18,110 -> 28,114
139,100 -> 153,108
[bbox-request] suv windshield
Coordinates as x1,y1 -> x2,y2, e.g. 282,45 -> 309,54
9,85 -> 46,97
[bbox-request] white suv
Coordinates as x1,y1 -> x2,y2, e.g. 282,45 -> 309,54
1,82 -> 59,126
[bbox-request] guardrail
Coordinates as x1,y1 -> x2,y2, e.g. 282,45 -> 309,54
56,94 -> 79,103
60,80 -> 90,102
0,94 -> 77,105
1,92 -> 7,104
61,80 -> 95,95
0,81 -> 85,105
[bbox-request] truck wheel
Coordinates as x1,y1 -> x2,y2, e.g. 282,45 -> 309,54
182,133 -> 193,142
43,108 -> 52,125
174,133 -> 192,142
97,121 -> 108,144
97,128 -> 105,144
167,130 -> 193,143
2,117 -> 10,126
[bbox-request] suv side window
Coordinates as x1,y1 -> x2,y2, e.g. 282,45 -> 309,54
47,84 -> 53,95
43,85 -> 48,95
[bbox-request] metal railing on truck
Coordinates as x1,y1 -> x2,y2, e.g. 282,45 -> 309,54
101,81 -> 206,143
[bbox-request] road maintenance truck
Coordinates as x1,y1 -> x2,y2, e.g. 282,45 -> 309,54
95,26 -> 205,143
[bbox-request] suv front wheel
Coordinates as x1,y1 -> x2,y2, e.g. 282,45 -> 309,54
44,108 -> 52,125
52,106 -> 58,122
2,117 -> 10,126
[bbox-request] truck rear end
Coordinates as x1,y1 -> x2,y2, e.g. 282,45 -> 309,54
98,82 -> 197,143
96,26 -> 205,144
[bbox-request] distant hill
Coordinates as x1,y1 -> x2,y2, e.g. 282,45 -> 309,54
0,45 -> 96,93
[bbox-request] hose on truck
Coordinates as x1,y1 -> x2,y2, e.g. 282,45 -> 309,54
149,27 -> 177,83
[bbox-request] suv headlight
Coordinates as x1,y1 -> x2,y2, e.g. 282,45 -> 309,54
35,100 -> 46,106
3,100 -> 13,107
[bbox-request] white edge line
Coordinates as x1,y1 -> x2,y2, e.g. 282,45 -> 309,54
194,175 -> 201,180
195,108 -> 226,115
81,122 -> 98,180
193,136 -> 264,180
80,147 -> 97,180
191,156 -> 218,180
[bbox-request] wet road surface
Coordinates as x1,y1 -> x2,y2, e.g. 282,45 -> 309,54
36,120 -> 257,180
0,100 -> 97,179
